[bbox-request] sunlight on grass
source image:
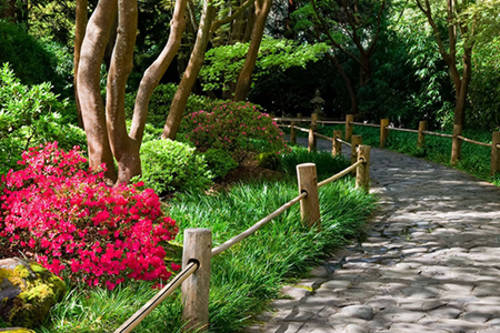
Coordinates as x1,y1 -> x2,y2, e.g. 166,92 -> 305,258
38,147 -> 375,332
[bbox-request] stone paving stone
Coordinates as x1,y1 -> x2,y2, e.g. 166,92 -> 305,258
245,139 -> 500,333
427,305 -> 462,319
388,322 -> 448,333
338,305 -> 374,320
344,324 -> 369,333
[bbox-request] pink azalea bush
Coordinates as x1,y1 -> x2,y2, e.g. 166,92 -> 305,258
0,142 -> 179,290
181,101 -> 287,157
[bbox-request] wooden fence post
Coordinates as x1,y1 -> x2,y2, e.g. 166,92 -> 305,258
290,121 -> 296,144
332,130 -> 342,157
417,120 -> 427,148
182,228 -> 212,332
451,124 -> 462,165
345,114 -> 354,142
491,131 -> 500,176
380,118 -> 389,148
311,112 -> 318,129
356,145 -> 371,192
308,128 -> 316,152
351,135 -> 362,165
296,163 -> 320,228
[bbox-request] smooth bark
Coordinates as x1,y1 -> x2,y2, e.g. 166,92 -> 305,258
232,0 -> 272,101
105,0 -> 138,184
74,0 -> 88,128
77,0 -> 117,181
131,0 -> 188,141
162,0 -> 217,139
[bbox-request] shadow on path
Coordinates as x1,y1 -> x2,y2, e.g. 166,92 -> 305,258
246,138 -> 500,333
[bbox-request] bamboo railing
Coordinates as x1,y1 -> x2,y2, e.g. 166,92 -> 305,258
114,143 -> 371,333
275,114 -> 500,177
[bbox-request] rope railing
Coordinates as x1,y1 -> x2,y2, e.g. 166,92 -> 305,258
388,127 -> 419,134
115,137 -> 372,332
293,125 -> 311,134
318,120 -> 344,125
457,135 -> 492,148
351,121 -> 380,128
318,159 -> 364,188
114,261 -> 199,333
336,138 -> 351,146
274,114 -> 500,176
315,132 -> 334,141
421,130 -> 453,138
211,192 -> 307,256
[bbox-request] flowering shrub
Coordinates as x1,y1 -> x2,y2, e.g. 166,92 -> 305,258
180,101 -> 287,157
0,142 -> 179,290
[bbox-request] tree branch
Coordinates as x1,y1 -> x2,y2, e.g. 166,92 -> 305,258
211,0 -> 253,33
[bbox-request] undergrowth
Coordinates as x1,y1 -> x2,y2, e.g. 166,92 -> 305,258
36,147 -> 375,332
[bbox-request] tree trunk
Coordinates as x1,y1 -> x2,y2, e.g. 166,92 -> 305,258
232,0 -> 272,101
242,5 -> 255,42
74,0 -> 88,129
77,0 -> 117,181
162,0 -> 216,140
359,52 -> 372,86
327,52 -> 358,114
105,0 -> 139,184
131,0 -> 188,141
453,46 -> 472,127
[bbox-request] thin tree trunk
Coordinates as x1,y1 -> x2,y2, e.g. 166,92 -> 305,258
77,0 -> 117,181
453,47 -> 472,127
74,0 -> 88,128
359,52 -> 372,86
162,0 -> 216,140
130,0 -> 188,141
232,0 -> 272,101
242,5 -> 255,42
105,0 -> 139,184
326,52 -> 358,114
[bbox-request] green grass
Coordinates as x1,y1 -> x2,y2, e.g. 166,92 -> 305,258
35,147 -> 375,332
314,124 -> 500,186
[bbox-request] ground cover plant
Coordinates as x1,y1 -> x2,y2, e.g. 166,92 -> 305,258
313,124 -> 500,186
29,146 -> 375,332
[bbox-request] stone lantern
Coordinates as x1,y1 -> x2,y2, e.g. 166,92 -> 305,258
310,89 -> 325,117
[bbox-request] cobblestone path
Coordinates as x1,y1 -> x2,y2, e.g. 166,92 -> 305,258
246,139 -> 500,333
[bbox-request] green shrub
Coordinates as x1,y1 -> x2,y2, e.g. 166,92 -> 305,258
139,139 -> 213,194
0,64 -> 86,174
0,21 -> 70,94
257,152 -> 282,170
202,148 -> 238,179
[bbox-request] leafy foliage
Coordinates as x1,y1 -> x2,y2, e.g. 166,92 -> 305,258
0,20 -> 68,91
138,139 -> 213,195
202,148 -> 238,179
199,37 -> 329,94
0,64 -> 86,174
0,143 -> 179,290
